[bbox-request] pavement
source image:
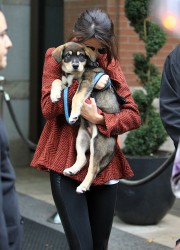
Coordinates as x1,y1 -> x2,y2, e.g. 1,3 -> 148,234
14,165 -> 180,250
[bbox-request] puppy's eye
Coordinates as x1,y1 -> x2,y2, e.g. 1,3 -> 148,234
78,53 -> 85,59
65,52 -> 71,58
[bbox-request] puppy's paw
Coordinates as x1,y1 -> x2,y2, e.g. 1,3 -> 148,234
76,184 -> 90,194
63,168 -> 76,176
69,113 -> 80,124
50,89 -> 61,102
50,79 -> 62,103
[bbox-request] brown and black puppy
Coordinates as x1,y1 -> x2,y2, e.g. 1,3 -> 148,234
51,42 -> 120,193
50,42 -> 96,102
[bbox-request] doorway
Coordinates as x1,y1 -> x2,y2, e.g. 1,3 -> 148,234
30,0 -> 64,142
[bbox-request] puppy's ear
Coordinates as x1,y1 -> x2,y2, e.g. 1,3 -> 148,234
52,44 -> 65,63
84,47 -> 97,62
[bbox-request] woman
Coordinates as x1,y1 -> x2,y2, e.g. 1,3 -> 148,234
31,8 -> 141,250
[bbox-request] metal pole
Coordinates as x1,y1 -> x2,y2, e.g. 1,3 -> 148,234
0,76 -> 5,118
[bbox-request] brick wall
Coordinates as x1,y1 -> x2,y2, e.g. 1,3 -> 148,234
64,0 -> 180,87
118,1 -> 180,86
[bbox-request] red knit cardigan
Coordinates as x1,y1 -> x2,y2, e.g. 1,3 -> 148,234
31,48 -> 141,185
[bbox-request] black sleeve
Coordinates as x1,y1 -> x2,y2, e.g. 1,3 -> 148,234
160,44 -> 180,148
0,119 -> 14,174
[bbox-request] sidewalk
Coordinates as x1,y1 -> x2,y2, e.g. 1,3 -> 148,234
15,165 -> 179,250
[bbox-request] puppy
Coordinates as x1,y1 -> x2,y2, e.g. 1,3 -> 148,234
51,42 -> 120,193
50,42 -> 96,103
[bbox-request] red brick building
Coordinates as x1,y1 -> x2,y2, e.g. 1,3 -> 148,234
64,0 -> 180,87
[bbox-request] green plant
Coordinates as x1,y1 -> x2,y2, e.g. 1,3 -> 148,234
123,0 -> 168,156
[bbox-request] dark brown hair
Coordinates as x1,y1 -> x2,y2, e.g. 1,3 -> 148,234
67,8 -> 118,64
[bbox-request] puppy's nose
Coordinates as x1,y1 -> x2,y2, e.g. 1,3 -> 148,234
72,63 -> 79,70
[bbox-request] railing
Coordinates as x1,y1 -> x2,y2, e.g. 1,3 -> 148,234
0,76 -> 36,150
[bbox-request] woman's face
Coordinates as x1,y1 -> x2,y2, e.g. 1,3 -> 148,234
83,38 -> 106,55
0,11 -> 12,69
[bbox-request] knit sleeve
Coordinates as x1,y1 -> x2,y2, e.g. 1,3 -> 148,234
97,58 -> 141,137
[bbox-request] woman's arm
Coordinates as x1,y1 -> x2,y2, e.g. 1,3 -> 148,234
95,57 -> 141,137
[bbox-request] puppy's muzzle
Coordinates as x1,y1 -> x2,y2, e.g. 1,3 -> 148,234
72,63 -> 79,70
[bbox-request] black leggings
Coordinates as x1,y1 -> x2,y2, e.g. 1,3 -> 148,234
50,171 -> 118,250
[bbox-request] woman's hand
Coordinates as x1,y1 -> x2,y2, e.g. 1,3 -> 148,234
95,74 -> 110,90
81,98 -> 105,125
